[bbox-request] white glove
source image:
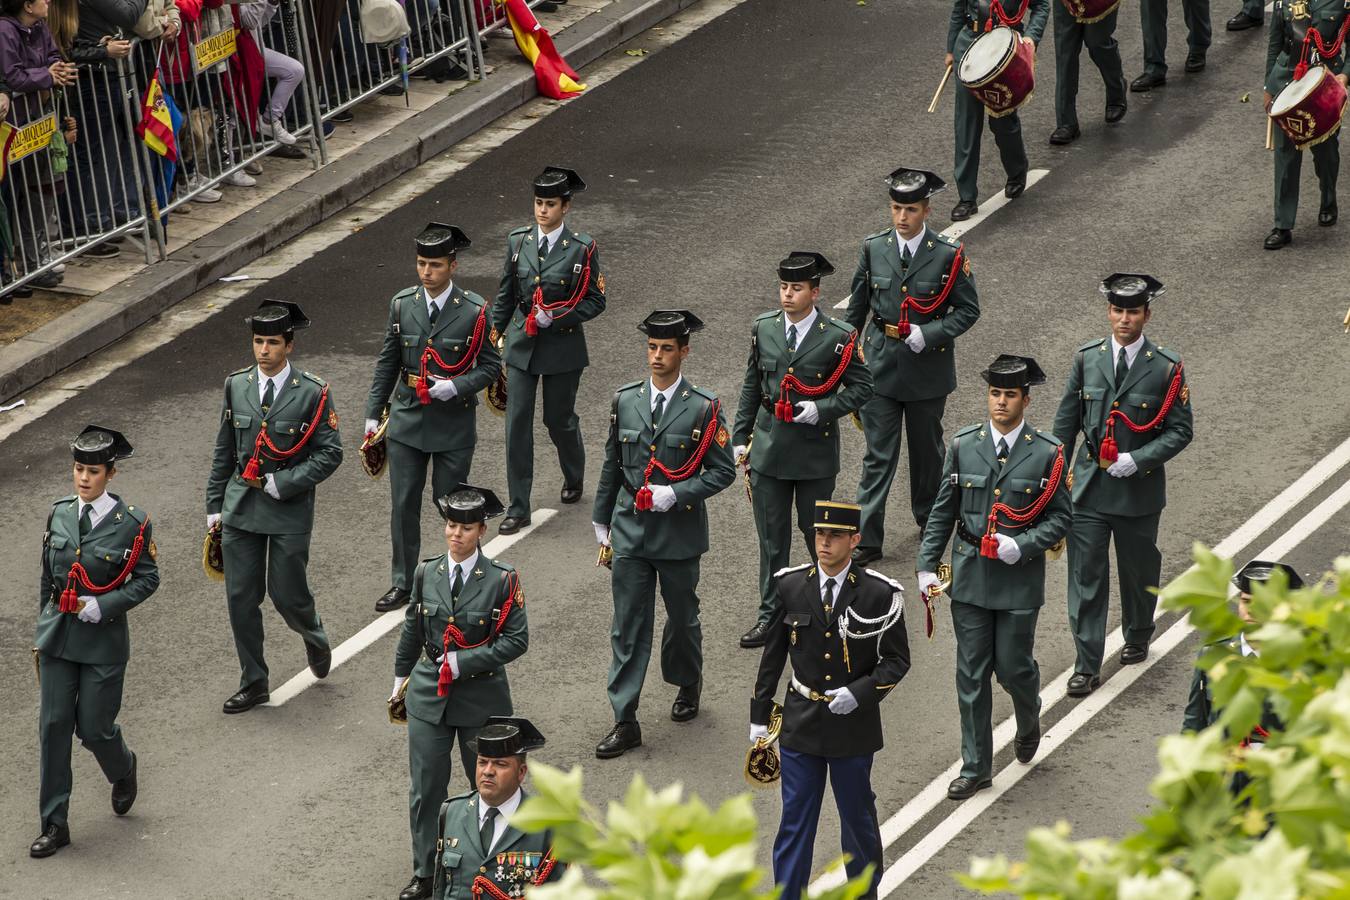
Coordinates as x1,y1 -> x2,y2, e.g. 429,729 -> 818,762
734,445 -> 749,472
917,571 -> 940,596
750,723 -> 769,744
533,310 -> 554,329
446,651 -> 460,679
390,675 -> 409,700
996,533 -> 1022,565
77,597 -> 102,623
793,401 -> 820,425
428,377 -> 459,401
593,522 -> 611,546
1107,452 -> 1138,478
207,513 -> 222,530
826,687 -> 858,715
364,418 -> 379,436
263,473 -> 282,500
649,484 -> 677,512
904,327 -> 926,353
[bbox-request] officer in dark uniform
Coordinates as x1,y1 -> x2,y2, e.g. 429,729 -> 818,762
32,426 -> 159,858
1227,0 -> 1264,30
752,499 -> 911,900
1050,0 -> 1128,144
366,223 -> 503,613
1133,0 -> 1212,90
491,166 -> 607,534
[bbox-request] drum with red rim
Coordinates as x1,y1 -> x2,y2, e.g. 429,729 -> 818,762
958,27 -> 1036,118
1058,0 -> 1122,23
1270,65 -> 1348,151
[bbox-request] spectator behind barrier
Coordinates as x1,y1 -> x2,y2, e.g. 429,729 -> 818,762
236,0 -> 301,145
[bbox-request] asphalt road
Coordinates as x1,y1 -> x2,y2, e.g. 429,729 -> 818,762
2,0 -> 1349,897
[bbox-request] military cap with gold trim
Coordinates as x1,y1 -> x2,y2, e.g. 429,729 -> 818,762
813,499 -> 861,532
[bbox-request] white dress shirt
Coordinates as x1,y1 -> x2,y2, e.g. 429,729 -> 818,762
258,362 -> 291,407
1110,333 -> 1146,371
785,307 -> 817,348
537,223 -> 565,256
818,563 -> 851,609
988,420 -> 1025,457
77,491 -> 117,532
896,229 -> 925,261
426,282 -> 454,321
477,787 -> 523,853
447,549 -> 480,597
649,377 -> 682,415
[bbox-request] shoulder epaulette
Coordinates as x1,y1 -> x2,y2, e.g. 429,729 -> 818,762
1154,345 -> 1182,364
773,562 -> 812,578
460,289 -> 487,309
821,314 -> 855,334
489,559 -> 515,575
419,555 -> 444,566
615,380 -> 643,394
864,228 -> 890,242
1078,338 -> 1107,353
53,495 -> 76,506
753,309 -> 780,323
125,504 -> 148,524
863,568 -> 904,592
448,789 -> 476,803
938,232 -> 961,248
301,371 -> 326,387
508,225 -> 531,237
393,285 -> 420,300
954,422 -> 983,438
227,365 -> 252,379
1031,428 -> 1063,447
568,231 -> 595,247
685,383 -> 716,403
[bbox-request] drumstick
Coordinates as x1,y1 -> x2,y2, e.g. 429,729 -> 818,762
928,63 -> 954,114
1265,117 -> 1274,151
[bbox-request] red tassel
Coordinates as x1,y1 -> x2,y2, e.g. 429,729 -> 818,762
635,486 -> 653,511
981,527 -> 1000,559
1099,433 -> 1118,465
775,399 -> 793,422
60,586 -> 78,613
525,312 -> 539,337
897,309 -> 911,338
241,455 -> 262,482
437,656 -> 454,697
1294,61 -> 1308,81
416,377 -> 431,406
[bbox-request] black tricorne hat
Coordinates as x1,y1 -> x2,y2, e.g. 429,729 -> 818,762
885,167 -> 946,203
533,166 -> 586,199
472,716 -> 546,758
71,425 -> 133,465
1099,273 -> 1164,309
435,484 -> 506,524
813,499 -> 861,533
981,354 -> 1048,389
637,309 -> 705,340
415,222 -> 471,259
247,300 -> 310,336
777,251 -> 835,283
1233,559 -> 1305,594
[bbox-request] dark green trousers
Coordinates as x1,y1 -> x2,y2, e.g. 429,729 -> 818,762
1053,4 -> 1126,130
856,394 -> 947,553
950,601 -> 1041,780
1239,0 -> 1262,19
388,438 -> 472,590
607,554 -> 702,723
38,654 -> 134,830
1066,506 -> 1162,675
222,526 -> 329,690
1139,0 -> 1211,76
750,470 -> 836,625
954,78 -> 1028,203
503,365 -> 586,519
1273,128 -> 1339,230
407,711 -> 482,877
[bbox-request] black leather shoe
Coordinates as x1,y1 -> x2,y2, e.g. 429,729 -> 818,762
1184,50 -> 1206,72
111,752 -> 137,815
1048,125 -> 1080,145
305,641 -> 332,679
1067,672 -> 1101,697
1226,11 -> 1261,29
671,680 -> 701,722
595,721 -> 642,759
1319,204 -> 1337,226
947,776 -> 993,800
1130,72 -> 1165,92
1264,228 -> 1293,249
375,586 -> 410,613
1004,173 -> 1027,198
739,621 -> 769,649
1120,643 -> 1149,665
851,545 -> 882,567
399,875 -> 433,900
498,515 -> 529,535
1105,103 -> 1127,123
30,823 -> 70,858
560,486 -> 583,504
951,200 -> 979,221
1014,729 -> 1040,763
223,683 -> 270,714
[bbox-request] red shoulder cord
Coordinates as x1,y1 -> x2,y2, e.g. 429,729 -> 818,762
634,400 -> 721,510
979,446 -> 1065,559
986,0 -> 1030,29
524,243 -> 597,336
469,849 -> 557,898
1241,723 -> 1271,749
889,248 -> 965,339
1097,363 -> 1184,465
774,332 -> 859,422
414,304 -> 488,406
437,571 -> 522,696
58,516 -> 151,613
240,385 -> 330,482
1294,17 -> 1350,80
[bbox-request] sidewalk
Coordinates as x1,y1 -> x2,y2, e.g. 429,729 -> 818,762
0,0 -> 702,403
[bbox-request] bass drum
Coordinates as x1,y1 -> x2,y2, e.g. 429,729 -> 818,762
958,27 -> 1036,118
1270,65 -> 1349,151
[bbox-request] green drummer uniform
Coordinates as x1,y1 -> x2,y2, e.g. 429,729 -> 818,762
1052,274 -> 1193,693
1135,0 -> 1211,87
733,252 -> 873,648
491,167 -> 607,529
917,356 -> 1072,799
33,427 -> 158,858
846,169 -> 980,561
367,224 -> 503,613
1050,0 -> 1127,141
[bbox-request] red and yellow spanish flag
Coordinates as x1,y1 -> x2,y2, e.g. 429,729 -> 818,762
136,74 -> 179,163
0,122 -> 15,183
500,0 -> 586,100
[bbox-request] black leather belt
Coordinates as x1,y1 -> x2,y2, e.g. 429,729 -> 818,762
956,520 -> 983,546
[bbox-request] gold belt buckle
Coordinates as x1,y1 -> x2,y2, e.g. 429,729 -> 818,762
405,374 -> 421,389
883,323 -> 901,340
242,475 -> 263,489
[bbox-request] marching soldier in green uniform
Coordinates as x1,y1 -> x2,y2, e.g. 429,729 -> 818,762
491,166 -> 607,534
733,252 -> 873,650
1052,274 -> 1193,697
1261,0 -> 1348,249
1132,0 -> 1211,90
367,224 -> 503,613
432,717 -> 564,899
591,310 -> 736,758
32,426 -> 158,858
918,355 -> 1072,800
1226,0 -> 1264,30
391,485 -> 528,900
945,0 -> 1049,219
206,300 -> 343,714
1049,0 -> 1127,145
846,168 -> 980,567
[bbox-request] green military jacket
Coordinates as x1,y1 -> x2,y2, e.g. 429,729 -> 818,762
365,284 -> 503,453
592,378 -> 737,560
917,420 -> 1073,610
435,790 -> 563,899
36,494 -> 159,665
491,224 -> 606,376
1051,336 -> 1193,518
1266,0 -> 1347,94
732,308 -> 873,480
206,365 -> 344,535
845,226 -> 981,402
948,0 -> 1049,56
395,553 -> 528,729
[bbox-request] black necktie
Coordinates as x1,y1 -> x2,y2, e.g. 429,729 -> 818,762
1115,347 -> 1129,388
901,244 -> 912,269
480,806 -> 498,851
787,324 -> 798,352
261,379 -> 274,413
428,302 -> 440,326
823,577 -> 835,618
451,564 -> 464,600
540,236 -> 550,259
652,392 -> 666,426
997,438 -> 1009,466
79,504 -> 93,537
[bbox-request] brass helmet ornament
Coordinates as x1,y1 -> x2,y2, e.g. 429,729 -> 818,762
744,704 -> 784,787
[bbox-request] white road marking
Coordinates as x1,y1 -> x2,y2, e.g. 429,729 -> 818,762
265,509 -> 558,707
832,169 -> 1051,310
810,432 -> 1350,894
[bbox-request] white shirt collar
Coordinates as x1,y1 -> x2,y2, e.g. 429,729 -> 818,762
427,282 -> 454,313
258,362 -> 291,402
448,549 -> 480,582
478,787 -> 524,849
1239,633 -> 1258,657
896,228 -> 925,259
785,307 -> 818,345
78,491 -> 117,529
1110,332 -> 1146,368
988,419 -> 1025,450
537,222 -> 565,248
819,562 -> 850,593
649,377 -> 682,412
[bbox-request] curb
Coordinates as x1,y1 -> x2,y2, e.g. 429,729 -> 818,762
0,0 -> 701,404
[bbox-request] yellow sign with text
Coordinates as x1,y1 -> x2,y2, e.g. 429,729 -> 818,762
7,115 -> 56,164
193,27 -> 238,70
